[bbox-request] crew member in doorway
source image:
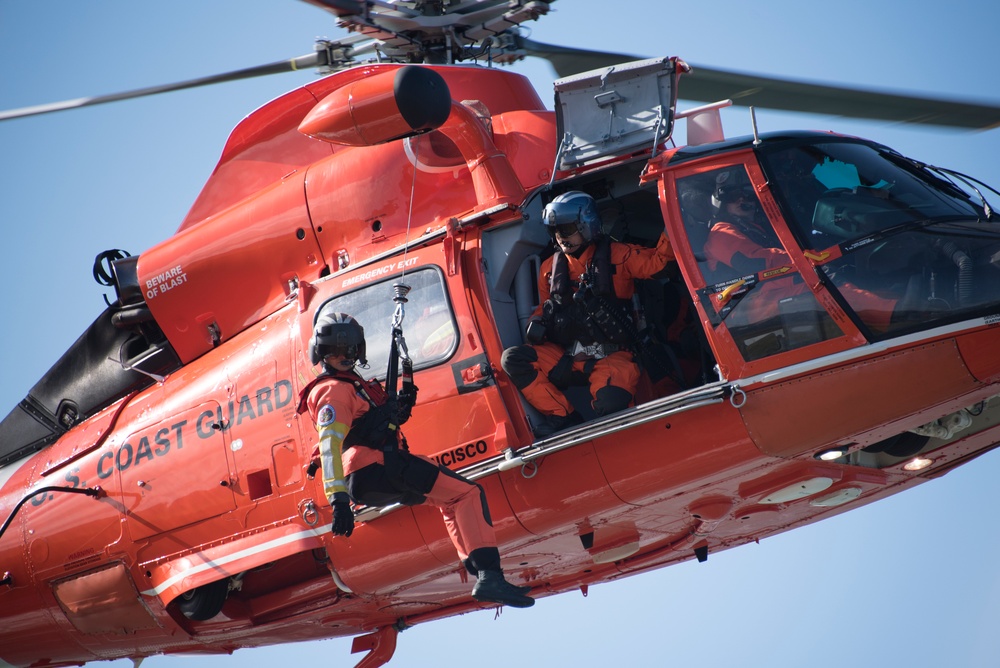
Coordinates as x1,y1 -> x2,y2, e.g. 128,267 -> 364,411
501,191 -> 674,437
301,309 -> 533,608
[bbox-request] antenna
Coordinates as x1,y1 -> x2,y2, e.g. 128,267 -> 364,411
750,106 -> 761,145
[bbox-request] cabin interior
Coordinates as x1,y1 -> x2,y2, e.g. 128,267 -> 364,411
482,155 -> 717,428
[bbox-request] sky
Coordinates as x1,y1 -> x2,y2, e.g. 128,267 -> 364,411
3,1 -> 1000,667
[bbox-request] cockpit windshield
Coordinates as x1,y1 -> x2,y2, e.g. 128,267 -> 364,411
760,140 -> 987,250
757,139 -> 1000,342
676,136 -> 1000,366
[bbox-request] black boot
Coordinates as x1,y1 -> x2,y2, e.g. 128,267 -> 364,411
466,548 -> 532,596
472,569 -> 535,608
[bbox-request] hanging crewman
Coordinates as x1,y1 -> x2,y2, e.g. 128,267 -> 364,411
300,298 -> 534,608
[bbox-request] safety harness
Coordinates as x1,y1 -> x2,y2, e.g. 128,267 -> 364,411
298,369 -> 409,450
545,237 -> 636,349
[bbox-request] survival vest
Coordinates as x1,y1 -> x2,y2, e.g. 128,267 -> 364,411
545,237 -> 637,347
298,370 -> 404,451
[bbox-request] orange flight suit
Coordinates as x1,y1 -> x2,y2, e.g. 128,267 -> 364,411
508,231 -> 674,417
306,374 -> 497,561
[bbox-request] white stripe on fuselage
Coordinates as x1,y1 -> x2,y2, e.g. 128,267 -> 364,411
141,523 -> 331,597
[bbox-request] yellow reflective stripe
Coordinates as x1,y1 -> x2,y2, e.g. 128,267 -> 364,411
318,419 -> 350,500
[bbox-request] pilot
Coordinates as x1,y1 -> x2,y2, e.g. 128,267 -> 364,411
302,309 -> 534,609
767,147 -> 828,230
703,170 -> 785,280
703,169 -> 897,330
500,191 -> 674,437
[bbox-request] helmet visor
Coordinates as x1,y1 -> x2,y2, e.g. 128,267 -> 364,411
550,222 -> 580,238
322,343 -> 360,361
544,206 -> 584,229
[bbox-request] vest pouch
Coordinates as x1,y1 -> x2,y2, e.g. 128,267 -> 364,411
584,294 -> 636,346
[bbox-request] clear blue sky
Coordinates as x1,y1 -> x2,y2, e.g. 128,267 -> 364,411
3,1 -> 1000,667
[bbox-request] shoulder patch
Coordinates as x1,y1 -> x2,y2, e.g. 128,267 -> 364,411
317,404 -> 336,427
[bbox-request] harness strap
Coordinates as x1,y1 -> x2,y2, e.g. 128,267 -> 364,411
298,370 -> 401,452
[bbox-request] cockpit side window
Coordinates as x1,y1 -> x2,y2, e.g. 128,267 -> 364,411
676,164 -> 843,363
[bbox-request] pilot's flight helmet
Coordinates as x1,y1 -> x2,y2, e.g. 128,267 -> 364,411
311,308 -> 367,366
542,191 -> 602,244
711,169 -> 756,212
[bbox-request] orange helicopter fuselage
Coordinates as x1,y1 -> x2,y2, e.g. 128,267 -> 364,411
4,61 -> 1000,668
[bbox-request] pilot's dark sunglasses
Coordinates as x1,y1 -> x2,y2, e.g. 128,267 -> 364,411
722,187 -> 755,203
551,223 -> 579,237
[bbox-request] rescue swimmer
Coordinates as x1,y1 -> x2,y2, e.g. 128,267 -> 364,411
501,191 -> 675,437
301,309 -> 534,609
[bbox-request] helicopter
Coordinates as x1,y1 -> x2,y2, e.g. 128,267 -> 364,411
5,1 -> 1000,668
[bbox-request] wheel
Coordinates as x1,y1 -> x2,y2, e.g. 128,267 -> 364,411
177,579 -> 229,621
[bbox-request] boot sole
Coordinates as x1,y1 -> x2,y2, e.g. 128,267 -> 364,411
472,594 -> 535,608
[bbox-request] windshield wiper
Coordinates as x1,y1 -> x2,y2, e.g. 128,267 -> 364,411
923,164 -> 998,221
836,216 -> 994,255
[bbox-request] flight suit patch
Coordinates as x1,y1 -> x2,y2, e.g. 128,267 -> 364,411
318,404 -> 336,426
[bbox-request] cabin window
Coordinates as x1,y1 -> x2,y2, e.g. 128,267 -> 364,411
676,165 -> 843,361
320,267 -> 458,379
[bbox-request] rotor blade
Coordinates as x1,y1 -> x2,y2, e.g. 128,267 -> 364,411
0,52 -> 328,122
517,38 -> 641,78
521,38 -> 1000,130
681,64 -> 1000,130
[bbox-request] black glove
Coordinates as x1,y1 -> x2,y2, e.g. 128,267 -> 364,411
331,493 -> 354,537
547,354 -> 575,390
525,317 -> 546,344
397,384 -> 419,424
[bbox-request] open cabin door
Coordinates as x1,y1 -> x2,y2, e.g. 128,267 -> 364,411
651,153 -> 869,379
553,57 -> 680,171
